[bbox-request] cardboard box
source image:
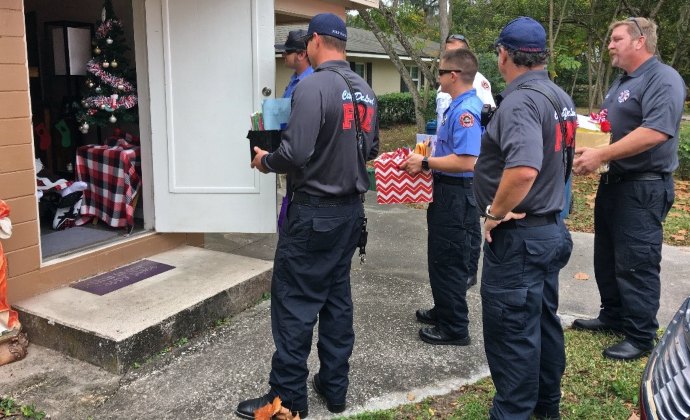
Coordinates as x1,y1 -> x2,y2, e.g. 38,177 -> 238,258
576,129 -> 610,149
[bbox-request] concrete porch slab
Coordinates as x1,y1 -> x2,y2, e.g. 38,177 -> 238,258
13,245 -> 272,373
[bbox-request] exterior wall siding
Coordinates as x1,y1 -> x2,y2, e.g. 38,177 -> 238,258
0,1 -> 42,298
275,56 -> 408,98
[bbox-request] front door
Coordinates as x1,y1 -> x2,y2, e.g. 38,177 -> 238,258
144,0 -> 277,233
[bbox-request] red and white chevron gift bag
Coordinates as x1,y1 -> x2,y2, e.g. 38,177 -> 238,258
373,148 -> 433,204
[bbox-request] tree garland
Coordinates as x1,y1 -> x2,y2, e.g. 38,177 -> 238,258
86,60 -> 135,93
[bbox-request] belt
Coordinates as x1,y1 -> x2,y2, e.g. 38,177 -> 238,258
291,191 -> 363,207
434,174 -> 473,187
600,172 -> 667,184
494,213 -> 558,230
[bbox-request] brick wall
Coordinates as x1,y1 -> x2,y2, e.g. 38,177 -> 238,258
0,1 -> 41,291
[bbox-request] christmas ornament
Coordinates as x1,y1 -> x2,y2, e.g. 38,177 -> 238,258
111,60 -> 118,68
79,122 -> 90,134
102,61 -> 110,68
117,84 -> 124,91
81,100 -> 87,107
95,86 -> 102,93
106,37 -> 113,45
94,47 -> 101,55
100,104 -> 106,110
87,81 -> 95,88
109,114 -> 117,123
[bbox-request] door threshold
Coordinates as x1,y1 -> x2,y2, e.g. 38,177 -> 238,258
42,230 -> 157,266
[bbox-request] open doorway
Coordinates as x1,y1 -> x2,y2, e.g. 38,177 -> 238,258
24,0 -> 147,260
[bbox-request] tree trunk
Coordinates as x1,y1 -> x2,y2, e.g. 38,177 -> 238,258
549,0 -> 554,64
439,0 -> 449,54
669,3 -> 690,67
359,9 -> 427,131
590,0 -> 622,109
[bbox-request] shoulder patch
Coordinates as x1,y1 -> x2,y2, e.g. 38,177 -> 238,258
459,112 -> 474,128
481,80 -> 490,90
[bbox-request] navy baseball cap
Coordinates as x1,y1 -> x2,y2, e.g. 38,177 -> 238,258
275,29 -> 307,52
495,16 -> 547,53
302,13 -> 347,41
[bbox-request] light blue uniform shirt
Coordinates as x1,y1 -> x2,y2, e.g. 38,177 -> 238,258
434,89 -> 483,178
282,66 -> 315,98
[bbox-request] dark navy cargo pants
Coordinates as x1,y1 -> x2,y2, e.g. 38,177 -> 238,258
593,176 -> 674,349
427,180 -> 477,338
468,202 -> 482,278
268,197 -> 364,412
481,218 -> 572,420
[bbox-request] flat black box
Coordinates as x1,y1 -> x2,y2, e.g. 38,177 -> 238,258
246,130 -> 282,160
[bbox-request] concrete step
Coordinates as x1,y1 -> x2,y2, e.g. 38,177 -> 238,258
13,245 -> 272,373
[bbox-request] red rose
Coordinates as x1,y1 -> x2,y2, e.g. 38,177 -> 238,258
600,120 -> 611,133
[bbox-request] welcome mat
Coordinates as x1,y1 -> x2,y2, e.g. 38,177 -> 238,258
71,260 -> 175,296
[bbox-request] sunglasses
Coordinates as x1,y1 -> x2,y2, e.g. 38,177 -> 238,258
627,17 -> 644,37
446,34 -> 468,45
438,69 -> 463,76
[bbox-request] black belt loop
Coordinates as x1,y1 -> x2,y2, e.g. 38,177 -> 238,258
434,174 -> 473,187
291,191 -> 362,207
600,172 -> 666,184
494,213 -> 558,230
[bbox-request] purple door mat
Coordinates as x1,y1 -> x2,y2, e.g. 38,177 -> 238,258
71,260 -> 175,296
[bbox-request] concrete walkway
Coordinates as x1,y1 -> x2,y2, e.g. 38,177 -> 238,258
2,191 -> 689,419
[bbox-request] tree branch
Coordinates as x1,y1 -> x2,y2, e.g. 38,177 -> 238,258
379,3 -> 436,86
359,9 -> 427,130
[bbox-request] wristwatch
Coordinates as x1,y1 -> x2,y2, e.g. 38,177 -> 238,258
485,205 -> 504,221
422,157 -> 430,171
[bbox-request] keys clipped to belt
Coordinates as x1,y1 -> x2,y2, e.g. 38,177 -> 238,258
358,217 -> 368,264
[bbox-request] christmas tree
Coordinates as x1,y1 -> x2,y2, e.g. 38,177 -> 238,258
77,0 -> 137,134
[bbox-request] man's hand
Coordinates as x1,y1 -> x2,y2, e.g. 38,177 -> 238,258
400,152 -> 424,175
573,147 -> 603,176
484,211 -> 526,243
251,147 -> 270,173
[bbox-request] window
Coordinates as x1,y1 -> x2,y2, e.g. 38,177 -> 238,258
400,66 -> 423,92
349,61 -> 373,87
354,63 -> 366,79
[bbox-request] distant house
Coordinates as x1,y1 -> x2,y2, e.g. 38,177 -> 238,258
275,25 -> 440,96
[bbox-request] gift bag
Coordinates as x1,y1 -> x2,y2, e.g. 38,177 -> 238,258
374,148 -> 433,204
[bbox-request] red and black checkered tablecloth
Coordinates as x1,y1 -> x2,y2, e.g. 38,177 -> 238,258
75,141 -> 141,228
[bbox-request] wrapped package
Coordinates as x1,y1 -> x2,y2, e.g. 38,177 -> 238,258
374,148 -> 433,204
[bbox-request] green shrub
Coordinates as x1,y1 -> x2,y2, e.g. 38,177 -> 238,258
676,124 -> 690,180
377,90 -> 436,127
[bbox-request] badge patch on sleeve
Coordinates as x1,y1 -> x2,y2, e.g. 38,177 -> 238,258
460,112 -> 474,128
481,80 -> 490,90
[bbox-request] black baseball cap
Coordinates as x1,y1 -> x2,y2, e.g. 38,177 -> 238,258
275,29 -> 308,52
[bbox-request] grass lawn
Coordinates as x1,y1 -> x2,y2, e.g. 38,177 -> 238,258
345,330 -> 645,420
352,123 -> 690,420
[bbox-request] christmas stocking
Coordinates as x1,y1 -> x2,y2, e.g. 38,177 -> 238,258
34,122 -> 52,151
55,119 -> 72,148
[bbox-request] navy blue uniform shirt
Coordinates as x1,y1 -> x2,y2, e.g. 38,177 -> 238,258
602,56 -> 686,175
473,70 -> 577,215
